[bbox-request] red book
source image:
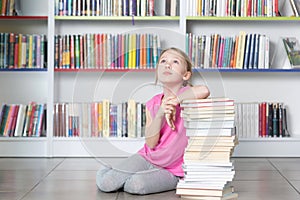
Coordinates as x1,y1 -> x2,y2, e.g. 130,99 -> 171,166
79,35 -> 84,69
14,34 -> 19,68
28,102 -> 37,137
261,102 -> 266,137
148,0 -> 154,16
9,105 -> 19,137
96,33 -> 101,69
70,35 -> 75,69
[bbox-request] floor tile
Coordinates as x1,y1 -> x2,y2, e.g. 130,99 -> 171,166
0,158 -> 63,171
269,159 -> 300,171
46,170 -> 97,180
234,170 -> 286,181
290,181 -> 300,194
21,179 -> 117,200
0,192 -> 25,200
233,160 -> 276,171
0,170 -> 48,192
281,171 -> 300,181
55,157 -> 127,171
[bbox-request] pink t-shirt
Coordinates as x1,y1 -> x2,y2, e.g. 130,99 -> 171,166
138,86 -> 189,177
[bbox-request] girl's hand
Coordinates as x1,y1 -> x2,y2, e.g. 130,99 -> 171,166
161,96 -> 178,130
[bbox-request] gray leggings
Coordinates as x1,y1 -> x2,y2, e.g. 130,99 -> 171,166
96,154 -> 180,195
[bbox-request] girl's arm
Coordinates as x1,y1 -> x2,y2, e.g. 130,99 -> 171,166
144,98 -> 176,149
177,85 -> 210,103
144,108 -> 163,149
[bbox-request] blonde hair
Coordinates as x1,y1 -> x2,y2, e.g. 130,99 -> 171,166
155,47 -> 193,86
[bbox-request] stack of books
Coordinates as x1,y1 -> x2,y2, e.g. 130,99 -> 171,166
176,97 -> 238,200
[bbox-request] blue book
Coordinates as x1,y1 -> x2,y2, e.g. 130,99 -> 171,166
253,34 -> 260,69
249,34 -> 256,69
136,34 -> 140,68
243,34 -> 251,69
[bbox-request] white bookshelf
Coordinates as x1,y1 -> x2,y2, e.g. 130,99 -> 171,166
0,0 -> 300,157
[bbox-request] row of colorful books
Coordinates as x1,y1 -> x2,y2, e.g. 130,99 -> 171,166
0,102 -> 47,137
0,33 -> 47,69
53,100 -> 146,138
176,97 -> 238,200
235,102 -> 290,138
0,0 -> 20,16
186,0 -> 280,17
54,0 -> 156,16
186,32 -> 270,69
54,33 -> 160,70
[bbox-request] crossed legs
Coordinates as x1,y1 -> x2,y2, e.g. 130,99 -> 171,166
96,154 -> 179,195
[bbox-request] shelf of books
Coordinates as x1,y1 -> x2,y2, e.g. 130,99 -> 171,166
2,0 -> 300,158
185,16 -> 300,21
0,0 -> 50,157
55,16 -> 180,21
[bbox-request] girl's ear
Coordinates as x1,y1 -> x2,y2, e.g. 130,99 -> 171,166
183,71 -> 192,81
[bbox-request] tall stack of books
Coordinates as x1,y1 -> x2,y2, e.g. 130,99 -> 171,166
176,97 -> 238,200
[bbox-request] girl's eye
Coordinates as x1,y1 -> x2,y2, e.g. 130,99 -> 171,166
173,60 -> 179,64
159,59 -> 166,63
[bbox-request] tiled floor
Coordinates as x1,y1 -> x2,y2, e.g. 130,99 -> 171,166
0,157 -> 300,200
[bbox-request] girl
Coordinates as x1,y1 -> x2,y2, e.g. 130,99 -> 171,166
96,47 -> 210,195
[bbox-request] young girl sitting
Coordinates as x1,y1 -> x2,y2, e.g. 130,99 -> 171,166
96,47 -> 210,195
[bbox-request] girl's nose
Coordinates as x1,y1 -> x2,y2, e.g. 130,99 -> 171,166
165,63 -> 171,69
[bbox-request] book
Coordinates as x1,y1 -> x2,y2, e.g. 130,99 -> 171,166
176,185 -> 234,197
181,98 -> 234,108
185,128 -> 236,137
184,120 -> 235,129
180,192 -> 238,200
282,37 -> 300,68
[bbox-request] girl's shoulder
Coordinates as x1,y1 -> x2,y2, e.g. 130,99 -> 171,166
146,93 -> 163,107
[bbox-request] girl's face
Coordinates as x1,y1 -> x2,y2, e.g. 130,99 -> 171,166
157,50 -> 190,86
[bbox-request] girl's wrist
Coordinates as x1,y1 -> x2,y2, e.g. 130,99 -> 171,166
176,95 -> 181,104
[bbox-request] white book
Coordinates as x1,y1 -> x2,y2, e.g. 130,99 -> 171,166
185,128 -> 235,137
14,104 -> 26,137
184,120 -> 235,129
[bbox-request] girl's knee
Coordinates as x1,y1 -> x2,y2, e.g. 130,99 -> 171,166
96,167 -> 116,192
123,175 -> 148,195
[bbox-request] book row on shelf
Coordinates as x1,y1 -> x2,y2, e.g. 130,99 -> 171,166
54,33 -> 161,70
0,102 -> 47,137
186,0 -> 281,17
176,97 -> 238,199
55,0 -> 158,17
186,32 -> 270,70
53,100 -> 146,138
235,102 -> 290,139
0,99 -> 291,141
0,33 -> 47,69
0,0 -> 21,16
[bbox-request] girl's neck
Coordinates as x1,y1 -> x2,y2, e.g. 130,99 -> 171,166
162,83 -> 183,98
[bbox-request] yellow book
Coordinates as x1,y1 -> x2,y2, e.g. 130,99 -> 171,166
28,35 -> 33,68
128,34 -> 133,69
102,99 -> 110,137
97,102 -> 103,137
131,34 -> 136,69
235,31 -> 246,69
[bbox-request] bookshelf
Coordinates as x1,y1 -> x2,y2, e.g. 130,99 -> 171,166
0,0 -> 50,156
1,0 -> 300,157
